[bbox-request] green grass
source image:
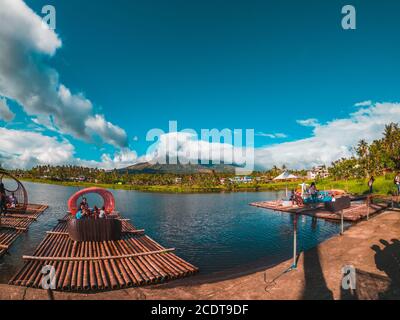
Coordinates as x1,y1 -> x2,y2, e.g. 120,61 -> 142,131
19,175 -> 398,195
316,175 -> 397,196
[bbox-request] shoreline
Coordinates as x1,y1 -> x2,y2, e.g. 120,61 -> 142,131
17,177 -> 296,194
15,177 -> 388,195
1,208 -> 399,300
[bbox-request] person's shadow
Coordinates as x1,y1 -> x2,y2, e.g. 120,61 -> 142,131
301,246 -> 334,300
371,239 -> 400,299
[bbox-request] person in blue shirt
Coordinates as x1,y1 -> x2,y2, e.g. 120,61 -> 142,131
75,209 -> 83,220
75,204 -> 85,220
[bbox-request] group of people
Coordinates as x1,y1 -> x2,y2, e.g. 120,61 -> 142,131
75,197 -> 107,220
0,182 -> 18,216
290,182 -> 320,206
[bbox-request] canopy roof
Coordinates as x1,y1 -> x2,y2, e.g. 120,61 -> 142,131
273,171 -> 298,180
67,187 -> 115,215
0,169 -> 28,213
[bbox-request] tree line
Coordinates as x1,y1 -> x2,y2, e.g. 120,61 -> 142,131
329,123 -> 400,180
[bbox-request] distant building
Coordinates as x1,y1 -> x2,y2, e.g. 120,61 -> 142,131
175,177 -> 182,184
307,166 -> 329,180
229,176 -> 253,184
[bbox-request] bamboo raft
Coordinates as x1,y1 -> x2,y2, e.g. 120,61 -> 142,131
250,199 -> 389,222
9,213 -> 199,292
0,204 -> 48,258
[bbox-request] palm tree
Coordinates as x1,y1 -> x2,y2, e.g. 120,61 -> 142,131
383,123 -> 400,169
356,139 -> 369,177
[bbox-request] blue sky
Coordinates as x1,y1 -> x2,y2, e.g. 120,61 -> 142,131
1,0 -> 400,169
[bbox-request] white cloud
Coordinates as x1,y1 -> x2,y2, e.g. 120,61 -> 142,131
139,102 -> 400,171
0,0 -> 128,147
255,102 -> 400,169
85,114 -> 128,148
0,97 -> 15,121
99,149 -> 138,169
355,100 -> 372,107
0,127 -> 135,170
0,127 -> 74,169
256,132 -> 287,138
296,118 -> 319,127
0,0 -> 61,55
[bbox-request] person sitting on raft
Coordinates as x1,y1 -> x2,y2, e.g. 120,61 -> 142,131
309,182 -> 318,205
92,206 -> 100,219
79,197 -> 89,211
8,193 -> 17,208
75,204 -> 85,220
76,204 -> 91,219
99,206 -> 106,219
290,189 -> 296,205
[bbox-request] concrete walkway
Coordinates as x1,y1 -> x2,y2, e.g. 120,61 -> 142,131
1,210 -> 399,300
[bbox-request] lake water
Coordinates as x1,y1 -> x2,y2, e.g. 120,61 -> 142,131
0,181 -> 348,283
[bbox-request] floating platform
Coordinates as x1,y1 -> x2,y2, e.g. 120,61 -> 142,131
9,213 -> 199,292
0,204 -> 48,258
250,200 -> 389,222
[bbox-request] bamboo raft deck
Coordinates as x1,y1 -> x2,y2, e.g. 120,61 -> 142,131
0,204 -> 48,258
9,213 -> 199,292
250,200 -> 389,222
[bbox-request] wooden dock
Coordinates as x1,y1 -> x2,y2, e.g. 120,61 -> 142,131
9,213 -> 199,292
0,204 -> 48,258
250,200 -> 389,222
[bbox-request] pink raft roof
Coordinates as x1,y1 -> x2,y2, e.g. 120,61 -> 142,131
67,187 -> 115,215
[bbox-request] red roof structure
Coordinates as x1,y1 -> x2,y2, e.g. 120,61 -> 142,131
67,187 -> 115,215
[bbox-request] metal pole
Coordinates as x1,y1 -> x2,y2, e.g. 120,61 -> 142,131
367,196 -> 370,220
293,214 -> 298,268
340,210 -> 344,235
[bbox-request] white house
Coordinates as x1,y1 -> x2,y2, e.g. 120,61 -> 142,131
229,176 -> 253,184
307,166 -> 329,179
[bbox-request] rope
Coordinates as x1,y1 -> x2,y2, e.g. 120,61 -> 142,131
264,265 -> 296,293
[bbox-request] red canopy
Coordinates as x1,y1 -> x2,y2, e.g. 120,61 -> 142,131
67,187 -> 115,215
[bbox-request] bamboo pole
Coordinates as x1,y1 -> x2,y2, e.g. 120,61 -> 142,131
23,248 -> 175,262
46,229 -> 144,236
292,214 -> 298,269
95,241 -> 109,289
46,231 -> 69,235
340,210 -> 344,235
